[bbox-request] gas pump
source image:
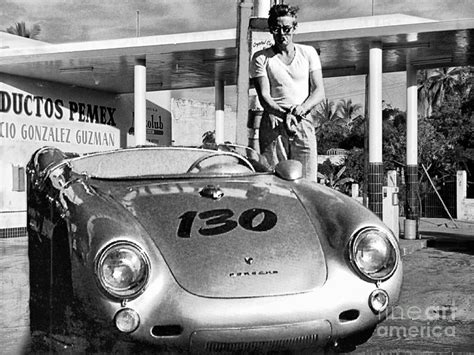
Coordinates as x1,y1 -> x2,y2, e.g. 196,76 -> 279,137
383,170 -> 399,238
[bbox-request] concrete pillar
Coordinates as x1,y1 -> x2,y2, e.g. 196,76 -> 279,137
134,58 -> 147,146
254,0 -> 271,17
351,183 -> 359,199
247,0 -> 273,150
457,170 -> 467,220
404,61 -> 419,239
248,97 -> 262,152
215,80 -> 225,144
236,0 -> 254,145
368,41 -> 383,219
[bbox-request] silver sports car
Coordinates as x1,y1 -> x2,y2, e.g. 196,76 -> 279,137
27,144 -> 402,353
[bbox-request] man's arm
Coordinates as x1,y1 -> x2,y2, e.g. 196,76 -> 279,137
252,76 -> 288,120
253,76 -> 299,134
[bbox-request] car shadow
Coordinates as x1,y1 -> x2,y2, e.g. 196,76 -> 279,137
424,232 -> 474,256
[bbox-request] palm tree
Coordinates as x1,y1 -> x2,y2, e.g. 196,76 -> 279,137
337,99 -> 362,126
417,69 -> 432,117
313,99 -> 340,129
6,22 -> 41,39
417,67 -> 464,118
317,162 -> 355,192
427,67 -> 463,110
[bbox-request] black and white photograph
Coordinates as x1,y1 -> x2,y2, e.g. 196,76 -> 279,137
1,0 -> 473,353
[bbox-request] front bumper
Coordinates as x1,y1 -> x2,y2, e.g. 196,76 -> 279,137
91,260 -> 402,352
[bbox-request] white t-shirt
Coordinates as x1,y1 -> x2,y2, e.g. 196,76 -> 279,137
250,43 -> 322,109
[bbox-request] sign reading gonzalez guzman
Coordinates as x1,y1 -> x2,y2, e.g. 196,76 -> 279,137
0,90 -> 119,147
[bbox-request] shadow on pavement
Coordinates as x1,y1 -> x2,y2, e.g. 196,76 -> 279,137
424,233 -> 474,255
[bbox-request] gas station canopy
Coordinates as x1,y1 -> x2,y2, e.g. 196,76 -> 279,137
0,14 -> 473,93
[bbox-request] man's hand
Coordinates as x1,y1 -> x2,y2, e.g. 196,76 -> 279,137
291,105 -> 307,118
285,113 -> 298,136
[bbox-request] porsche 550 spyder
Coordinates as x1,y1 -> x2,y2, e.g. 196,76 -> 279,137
27,144 -> 402,353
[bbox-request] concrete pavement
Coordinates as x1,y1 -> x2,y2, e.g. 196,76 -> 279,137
357,223 -> 474,354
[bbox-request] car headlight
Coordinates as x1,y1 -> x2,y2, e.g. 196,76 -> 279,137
349,227 -> 399,281
95,242 -> 150,299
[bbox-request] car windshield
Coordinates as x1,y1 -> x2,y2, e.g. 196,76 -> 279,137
69,145 -> 271,179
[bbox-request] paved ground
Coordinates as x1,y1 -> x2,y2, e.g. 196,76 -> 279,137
355,218 -> 474,354
0,237 -> 30,355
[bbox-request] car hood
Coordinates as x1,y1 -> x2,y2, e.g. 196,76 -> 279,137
118,178 -> 327,298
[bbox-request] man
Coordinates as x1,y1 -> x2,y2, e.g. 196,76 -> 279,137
250,3 -> 325,181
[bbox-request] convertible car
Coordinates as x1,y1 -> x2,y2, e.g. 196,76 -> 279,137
27,145 -> 402,353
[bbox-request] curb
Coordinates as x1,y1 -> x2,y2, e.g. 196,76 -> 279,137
398,238 -> 427,256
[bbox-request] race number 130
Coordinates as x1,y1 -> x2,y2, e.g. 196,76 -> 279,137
177,208 -> 277,238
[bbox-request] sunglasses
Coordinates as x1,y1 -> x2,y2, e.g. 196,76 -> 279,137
269,25 -> 295,34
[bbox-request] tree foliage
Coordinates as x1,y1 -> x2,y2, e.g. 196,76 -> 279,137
314,98 -> 362,154
5,22 -> 41,39
338,98 -> 362,126
416,67 -> 473,180
318,159 -> 354,193
345,148 -> 365,184
317,66 -> 473,195
417,67 -> 470,118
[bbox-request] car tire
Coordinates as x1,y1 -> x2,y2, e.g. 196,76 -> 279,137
29,223 -> 90,352
28,229 -> 50,333
46,223 -> 74,334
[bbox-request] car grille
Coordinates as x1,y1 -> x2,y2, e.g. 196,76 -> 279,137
205,334 -> 320,352
190,319 -> 332,352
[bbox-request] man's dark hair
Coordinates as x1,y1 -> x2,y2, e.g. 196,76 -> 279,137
268,4 -> 299,27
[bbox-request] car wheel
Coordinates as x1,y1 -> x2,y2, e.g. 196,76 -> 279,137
29,223 -> 90,352
48,224 -> 74,334
28,229 -> 50,332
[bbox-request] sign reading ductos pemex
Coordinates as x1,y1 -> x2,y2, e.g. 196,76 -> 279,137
0,81 -> 124,234
1,90 -> 117,125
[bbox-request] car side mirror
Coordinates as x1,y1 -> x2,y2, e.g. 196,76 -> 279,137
274,160 -> 303,181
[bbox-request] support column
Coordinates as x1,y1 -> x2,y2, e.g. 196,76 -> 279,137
368,42 -> 383,219
405,61 -> 419,238
215,79 -> 225,144
457,170 -> 467,220
247,0 -> 272,151
254,0 -> 271,17
134,58 -> 147,146
236,0 -> 254,145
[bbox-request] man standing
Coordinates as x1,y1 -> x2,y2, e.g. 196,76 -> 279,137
250,3 -> 325,181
